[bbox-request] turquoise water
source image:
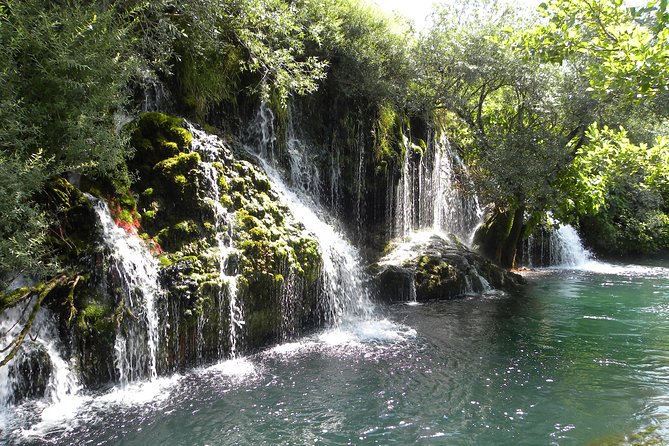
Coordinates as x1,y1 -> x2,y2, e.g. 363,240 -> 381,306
5,261 -> 669,445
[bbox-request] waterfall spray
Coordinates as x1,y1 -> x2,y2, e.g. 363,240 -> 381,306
90,197 -> 162,384
247,103 -> 375,325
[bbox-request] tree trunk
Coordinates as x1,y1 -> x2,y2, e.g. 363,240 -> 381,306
500,205 -> 525,269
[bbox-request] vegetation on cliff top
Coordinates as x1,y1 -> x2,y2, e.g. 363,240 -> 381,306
1,0 -> 668,287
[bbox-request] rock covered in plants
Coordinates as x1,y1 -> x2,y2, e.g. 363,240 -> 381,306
375,232 -> 525,302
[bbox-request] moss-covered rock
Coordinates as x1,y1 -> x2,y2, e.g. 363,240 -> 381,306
129,112 -> 193,169
375,233 -> 525,302
39,176 -> 97,258
73,299 -> 116,386
3,113 -> 327,389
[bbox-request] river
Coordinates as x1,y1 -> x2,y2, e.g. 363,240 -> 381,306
3,260 -> 668,445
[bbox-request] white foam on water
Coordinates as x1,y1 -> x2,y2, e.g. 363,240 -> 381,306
268,341 -> 318,356
203,357 -> 258,379
98,374 -> 181,406
318,318 -> 417,347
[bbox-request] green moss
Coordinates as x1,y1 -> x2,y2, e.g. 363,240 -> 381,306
229,177 -> 247,194
374,104 -> 404,174
118,192 -> 136,209
0,287 -> 31,313
77,303 -> 114,336
127,113 -> 194,187
132,112 -> 192,151
152,152 -> 201,202
155,220 -> 202,251
154,152 -> 201,173
143,209 -> 157,222
158,254 -> 173,267
221,194 -> 233,208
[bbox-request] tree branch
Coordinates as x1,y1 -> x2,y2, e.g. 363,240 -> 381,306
0,274 -> 68,368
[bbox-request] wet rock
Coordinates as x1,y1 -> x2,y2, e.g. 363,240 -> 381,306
8,342 -> 53,404
374,232 -> 525,302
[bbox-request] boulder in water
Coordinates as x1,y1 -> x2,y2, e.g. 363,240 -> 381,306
375,232 -> 525,302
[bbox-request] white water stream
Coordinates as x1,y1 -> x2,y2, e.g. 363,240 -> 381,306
550,224 -> 594,267
249,103 -> 375,325
187,124 -> 244,358
394,131 -> 483,244
0,303 -> 81,425
90,197 -> 163,384
523,223 -> 595,269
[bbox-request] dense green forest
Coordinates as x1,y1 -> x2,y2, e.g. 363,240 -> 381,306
1,0 -> 667,288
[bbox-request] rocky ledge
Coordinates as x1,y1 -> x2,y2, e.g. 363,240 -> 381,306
374,232 -> 525,302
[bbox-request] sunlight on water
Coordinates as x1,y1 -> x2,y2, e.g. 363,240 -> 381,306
98,375 -> 182,406
3,258 -> 668,445
202,358 -> 258,379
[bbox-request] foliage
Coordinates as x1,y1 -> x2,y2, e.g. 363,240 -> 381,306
527,0 -> 669,115
415,2 -> 586,213
558,124 -> 669,254
314,0 -> 414,104
0,0 -> 138,286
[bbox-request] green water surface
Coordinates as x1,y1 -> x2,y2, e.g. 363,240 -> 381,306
10,262 -> 669,445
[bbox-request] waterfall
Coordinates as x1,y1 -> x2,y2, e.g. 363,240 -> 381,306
550,224 -> 593,267
286,110 -> 322,199
0,302 -> 81,411
90,197 -> 163,384
187,124 -> 244,358
394,130 -> 482,243
522,224 -> 593,268
354,120 -> 366,235
394,134 -> 417,238
247,103 -> 375,325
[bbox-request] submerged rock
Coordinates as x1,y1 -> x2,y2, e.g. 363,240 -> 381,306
375,232 -> 525,302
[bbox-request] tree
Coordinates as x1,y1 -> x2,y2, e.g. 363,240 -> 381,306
0,0 -> 137,286
527,0 -> 669,117
414,2 -> 589,266
556,123 -> 669,254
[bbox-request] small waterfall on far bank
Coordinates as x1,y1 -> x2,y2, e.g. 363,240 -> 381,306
248,103 -> 375,325
550,225 -> 593,267
521,224 -> 593,268
90,197 -> 163,384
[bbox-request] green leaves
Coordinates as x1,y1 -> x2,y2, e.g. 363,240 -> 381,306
556,123 -> 669,253
527,0 -> 669,112
0,0 -> 138,283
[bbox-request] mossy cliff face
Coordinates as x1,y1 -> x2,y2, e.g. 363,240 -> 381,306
2,112 -> 325,390
124,112 -> 323,371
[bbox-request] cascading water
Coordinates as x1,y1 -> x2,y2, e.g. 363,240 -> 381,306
0,301 -> 81,422
286,111 -> 322,199
394,130 -> 483,243
521,223 -> 593,268
549,224 -> 593,267
90,197 -> 163,384
187,124 -> 244,358
248,103 -> 375,325
354,120 -> 366,235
